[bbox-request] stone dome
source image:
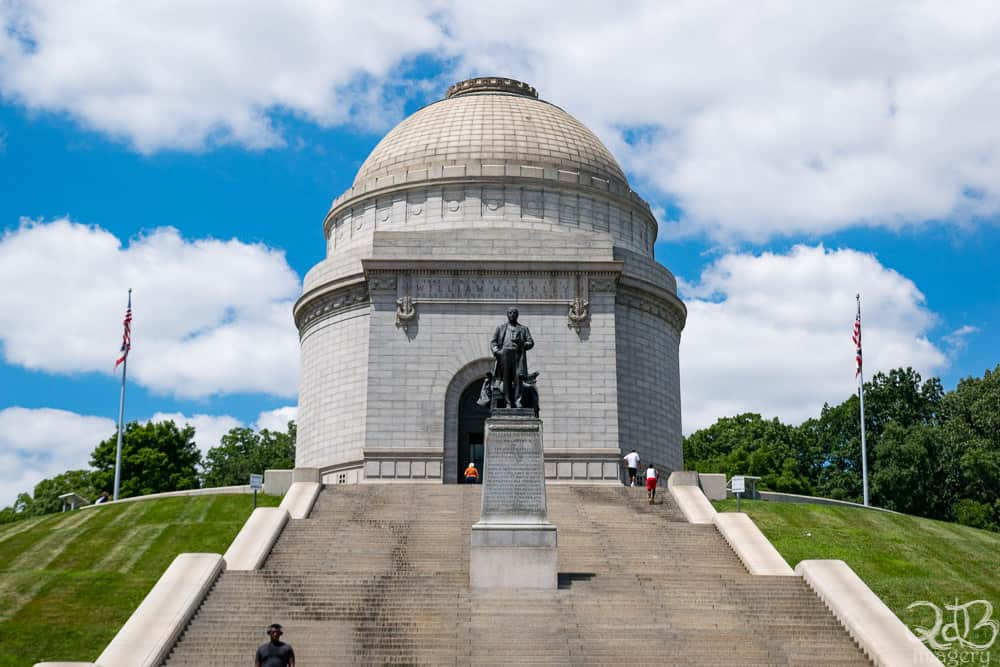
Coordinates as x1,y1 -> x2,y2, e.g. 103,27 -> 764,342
352,77 -> 627,189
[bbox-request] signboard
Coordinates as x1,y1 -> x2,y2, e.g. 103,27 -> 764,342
249,474 -> 263,490
731,475 -> 745,494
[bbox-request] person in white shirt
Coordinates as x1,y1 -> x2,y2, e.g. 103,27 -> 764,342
623,450 -> 640,486
645,464 -> 658,504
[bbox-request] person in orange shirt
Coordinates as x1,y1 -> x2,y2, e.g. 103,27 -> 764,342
464,462 -> 479,483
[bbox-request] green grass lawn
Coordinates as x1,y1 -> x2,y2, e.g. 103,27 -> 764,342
0,493 -> 280,667
714,499 -> 1000,663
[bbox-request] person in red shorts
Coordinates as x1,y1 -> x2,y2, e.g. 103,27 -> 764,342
645,464 -> 658,504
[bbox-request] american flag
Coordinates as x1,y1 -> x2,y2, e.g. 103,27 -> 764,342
852,297 -> 862,378
114,291 -> 132,370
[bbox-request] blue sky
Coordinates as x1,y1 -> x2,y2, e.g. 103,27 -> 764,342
1,2 -> 998,505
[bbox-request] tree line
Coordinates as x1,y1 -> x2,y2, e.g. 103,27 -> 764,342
7,365 -> 995,530
684,365 -> 1000,532
0,420 -> 296,523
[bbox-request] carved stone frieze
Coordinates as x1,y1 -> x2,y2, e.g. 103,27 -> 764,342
323,181 -> 660,261
483,186 -> 504,217
296,282 -> 370,331
407,191 -> 426,220
377,197 -> 392,223
411,273 -> 576,302
351,203 -> 372,233
589,277 -> 617,293
522,189 -> 543,218
368,276 -> 398,293
443,188 -> 464,215
617,285 -> 687,331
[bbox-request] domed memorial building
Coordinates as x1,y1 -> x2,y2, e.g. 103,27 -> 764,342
294,77 -> 686,485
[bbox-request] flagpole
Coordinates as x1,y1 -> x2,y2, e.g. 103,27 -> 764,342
113,354 -> 127,501
857,293 -> 869,507
113,288 -> 131,501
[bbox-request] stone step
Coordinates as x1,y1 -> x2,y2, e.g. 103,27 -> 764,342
163,484 -> 869,666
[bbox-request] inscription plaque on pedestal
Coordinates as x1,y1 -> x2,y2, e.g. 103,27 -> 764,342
481,412 -> 547,522
471,409 -> 557,589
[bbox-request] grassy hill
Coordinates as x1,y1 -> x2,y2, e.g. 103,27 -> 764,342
714,499 -> 1000,663
0,493 -> 280,667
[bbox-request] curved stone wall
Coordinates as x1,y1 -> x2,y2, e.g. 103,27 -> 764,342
295,307 -> 370,470
321,180 -> 658,277
614,291 -> 684,472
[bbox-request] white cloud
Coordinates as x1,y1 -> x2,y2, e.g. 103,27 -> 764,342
942,324 -> 981,355
0,218 -> 300,398
255,406 -> 297,433
0,1 -> 444,152
679,245 -> 948,431
0,407 -> 114,507
4,4 -> 999,237
440,2 -> 1000,240
150,412 -> 242,455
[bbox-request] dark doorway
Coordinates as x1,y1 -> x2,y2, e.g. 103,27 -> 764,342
458,379 -> 489,483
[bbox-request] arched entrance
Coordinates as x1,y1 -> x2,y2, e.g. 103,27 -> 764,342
443,358 -> 494,483
457,380 -> 489,483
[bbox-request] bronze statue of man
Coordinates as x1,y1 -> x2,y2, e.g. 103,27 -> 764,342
490,307 -> 534,409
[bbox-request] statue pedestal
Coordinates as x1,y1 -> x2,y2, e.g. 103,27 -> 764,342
470,409 -> 557,589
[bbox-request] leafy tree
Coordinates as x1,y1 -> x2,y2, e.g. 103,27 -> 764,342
953,499 -> 999,532
683,413 -> 812,494
0,471 -> 99,521
28,469 -> 100,516
799,367 -> 943,504
938,365 -> 1000,528
0,493 -> 32,524
90,420 -> 201,499
863,367 -> 943,434
683,365 -> 999,532
202,421 -> 296,488
13,492 -> 33,515
798,397 -> 863,501
871,423 -> 952,518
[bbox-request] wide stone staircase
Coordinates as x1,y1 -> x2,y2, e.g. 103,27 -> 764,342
164,485 -> 870,665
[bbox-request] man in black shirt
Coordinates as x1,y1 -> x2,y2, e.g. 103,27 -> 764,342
255,623 -> 295,667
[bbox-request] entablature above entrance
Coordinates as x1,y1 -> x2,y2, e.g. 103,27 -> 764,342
362,258 -> 622,313
293,255 -> 686,336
